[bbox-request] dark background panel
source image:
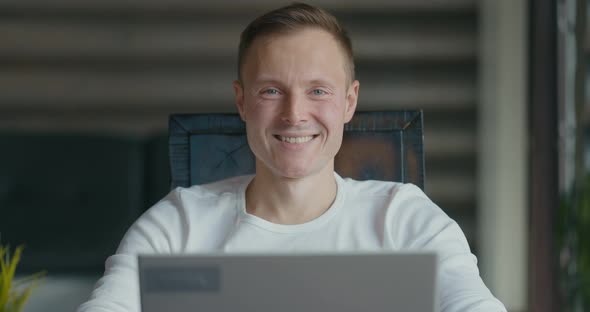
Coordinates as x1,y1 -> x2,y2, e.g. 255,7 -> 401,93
0,134 -> 168,272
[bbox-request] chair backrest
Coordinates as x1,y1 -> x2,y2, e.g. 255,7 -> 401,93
169,110 -> 424,189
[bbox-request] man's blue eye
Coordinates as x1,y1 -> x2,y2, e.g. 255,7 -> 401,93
264,89 -> 279,95
312,89 -> 326,95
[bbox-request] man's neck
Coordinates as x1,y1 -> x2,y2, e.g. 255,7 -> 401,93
245,164 -> 337,225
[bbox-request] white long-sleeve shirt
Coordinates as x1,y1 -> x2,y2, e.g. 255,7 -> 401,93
77,173 -> 506,312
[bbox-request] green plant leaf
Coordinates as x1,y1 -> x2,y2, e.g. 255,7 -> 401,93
0,245 -> 45,312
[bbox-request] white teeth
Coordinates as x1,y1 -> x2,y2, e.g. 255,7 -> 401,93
279,135 -> 314,143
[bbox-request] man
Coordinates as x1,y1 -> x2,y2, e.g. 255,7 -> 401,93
78,3 -> 506,312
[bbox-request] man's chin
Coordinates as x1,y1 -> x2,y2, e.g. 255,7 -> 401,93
270,163 -> 333,181
255,156 -> 332,180
265,163 -> 314,180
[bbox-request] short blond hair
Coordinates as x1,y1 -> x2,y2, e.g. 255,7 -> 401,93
237,2 -> 355,85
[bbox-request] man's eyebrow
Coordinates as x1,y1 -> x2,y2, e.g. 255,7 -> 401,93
308,79 -> 336,88
252,78 -> 283,85
250,78 -> 338,89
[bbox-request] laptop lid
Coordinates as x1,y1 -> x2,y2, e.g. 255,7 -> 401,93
139,252 -> 438,312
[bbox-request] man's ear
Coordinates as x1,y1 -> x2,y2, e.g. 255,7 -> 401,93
233,80 -> 246,121
344,80 -> 359,123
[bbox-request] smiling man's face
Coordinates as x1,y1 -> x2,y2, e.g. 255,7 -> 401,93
234,27 -> 359,179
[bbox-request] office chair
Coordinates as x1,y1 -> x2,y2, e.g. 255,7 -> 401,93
168,111 -> 424,189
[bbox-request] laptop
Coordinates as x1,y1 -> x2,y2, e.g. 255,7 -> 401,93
138,252 -> 438,312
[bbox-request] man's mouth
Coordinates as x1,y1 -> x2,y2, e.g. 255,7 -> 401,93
274,135 -> 317,144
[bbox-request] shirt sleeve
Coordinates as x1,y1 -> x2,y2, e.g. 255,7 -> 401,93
76,188 -> 188,312
386,184 -> 507,312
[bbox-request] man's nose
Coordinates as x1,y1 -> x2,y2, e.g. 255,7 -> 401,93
280,94 -> 308,125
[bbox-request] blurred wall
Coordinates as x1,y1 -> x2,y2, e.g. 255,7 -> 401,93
478,0 -> 528,311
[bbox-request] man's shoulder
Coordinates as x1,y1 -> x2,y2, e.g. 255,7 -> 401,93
177,174 -> 254,199
147,175 -> 252,214
339,176 -> 424,199
339,176 -> 436,218
141,175 -> 252,225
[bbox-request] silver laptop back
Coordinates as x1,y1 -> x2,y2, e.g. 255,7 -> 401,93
139,252 -> 437,312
